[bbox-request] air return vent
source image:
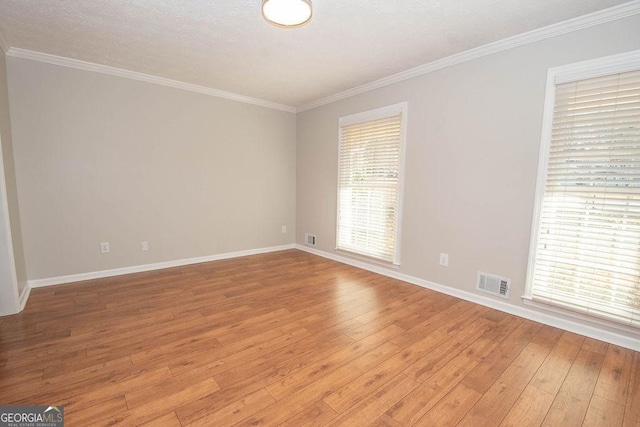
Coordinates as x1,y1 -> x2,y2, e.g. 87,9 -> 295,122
305,233 -> 316,246
476,271 -> 510,299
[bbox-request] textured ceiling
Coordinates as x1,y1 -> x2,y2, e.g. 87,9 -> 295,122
0,0 -> 633,108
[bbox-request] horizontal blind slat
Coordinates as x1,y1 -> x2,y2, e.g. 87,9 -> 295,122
532,69 -> 640,327
337,112 -> 403,263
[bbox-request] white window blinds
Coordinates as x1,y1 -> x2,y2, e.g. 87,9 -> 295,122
530,69 -> 640,327
337,105 -> 406,264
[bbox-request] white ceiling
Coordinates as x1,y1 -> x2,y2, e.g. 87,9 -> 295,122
0,0 -> 634,108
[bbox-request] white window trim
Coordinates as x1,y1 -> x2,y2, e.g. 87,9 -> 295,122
335,102 -> 408,265
524,49 -> 640,327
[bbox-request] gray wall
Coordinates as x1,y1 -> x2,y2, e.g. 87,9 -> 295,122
7,58 -> 296,280
3,12 -> 639,341
0,47 -> 26,314
296,16 -> 640,331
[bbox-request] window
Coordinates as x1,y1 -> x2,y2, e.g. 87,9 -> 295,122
526,51 -> 640,327
336,103 -> 407,264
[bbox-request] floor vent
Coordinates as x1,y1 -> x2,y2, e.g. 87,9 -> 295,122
305,233 -> 316,246
477,271 -> 510,299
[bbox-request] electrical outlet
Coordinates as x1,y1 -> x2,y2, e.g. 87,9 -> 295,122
141,241 -> 149,252
281,225 -> 287,233
100,242 -> 110,254
439,253 -> 449,267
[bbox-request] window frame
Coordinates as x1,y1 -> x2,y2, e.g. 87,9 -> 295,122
524,49 -> 640,328
335,102 -> 408,266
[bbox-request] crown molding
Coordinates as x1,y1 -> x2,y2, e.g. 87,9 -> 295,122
3,1 -> 639,113
0,29 -> 9,54
297,0 -> 640,112
6,48 -> 297,113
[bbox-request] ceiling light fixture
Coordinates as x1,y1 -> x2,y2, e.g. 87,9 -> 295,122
262,0 -> 312,28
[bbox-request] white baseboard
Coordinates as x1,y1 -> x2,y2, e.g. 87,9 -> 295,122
28,244 -> 296,288
295,244 -> 640,351
20,242 -> 639,350
18,284 -> 31,310
0,283 -> 31,316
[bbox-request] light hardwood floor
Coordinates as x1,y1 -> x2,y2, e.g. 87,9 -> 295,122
1,249 -> 638,426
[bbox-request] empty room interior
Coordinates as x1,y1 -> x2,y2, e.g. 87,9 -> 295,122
1,0 -> 640,425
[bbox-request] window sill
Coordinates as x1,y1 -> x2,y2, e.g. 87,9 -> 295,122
335,248 -> 400,270
521,296 -> 639,335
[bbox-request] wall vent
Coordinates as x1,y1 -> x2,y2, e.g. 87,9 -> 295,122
476,271 -> 510,299
305,233 -> 316,246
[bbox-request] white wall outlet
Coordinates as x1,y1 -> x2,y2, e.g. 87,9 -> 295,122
281,225 -> 287,233
100,242 -> 110,254
141,241 -> 149,252
439,253 -> 449,267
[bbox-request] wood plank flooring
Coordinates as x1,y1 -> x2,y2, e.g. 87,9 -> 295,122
1,249 -> 638,426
